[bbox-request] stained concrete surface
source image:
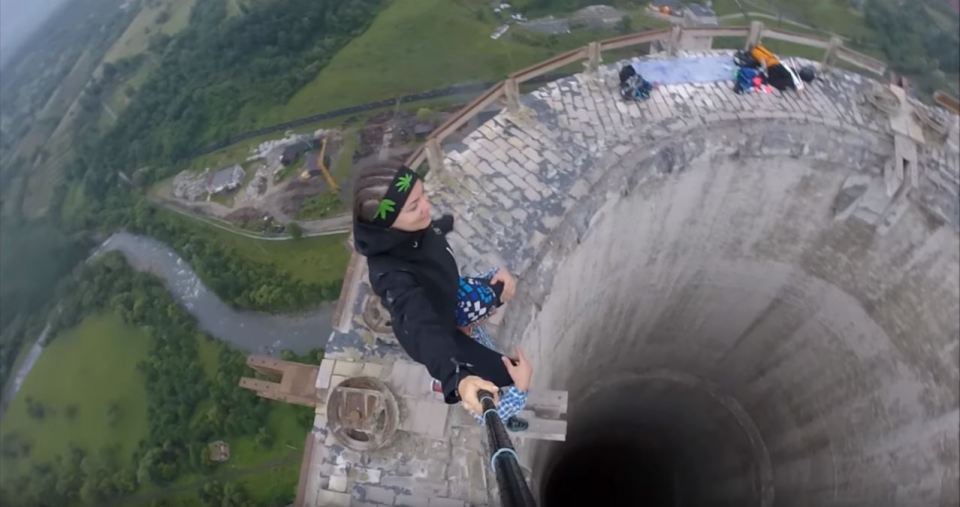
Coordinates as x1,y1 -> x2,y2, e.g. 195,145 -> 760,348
513,153 -> 959,506
311,51 -> 959,506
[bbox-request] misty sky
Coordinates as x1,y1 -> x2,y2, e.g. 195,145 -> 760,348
0,0 -> 73,64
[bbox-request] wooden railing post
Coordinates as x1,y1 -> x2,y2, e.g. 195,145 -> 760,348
823,35 -> 842,67
667,25 -> 682,56
746,20 -> 764,48
504,77 -> 521,114
586,41 -> 601,72
425,138 -> 445,174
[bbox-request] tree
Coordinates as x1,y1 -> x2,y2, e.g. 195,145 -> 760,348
148,33 -> 171,53
416,107 -> 436,122
287,222 -> 303,240
199,481 -> 224,506
26,397 -> 46,419
79,477 -> 104,505
106,400 -> 121,427
102,62 -> 117,81
617,15 -> 632,34
220,482 -> 253,507
254,426 -> 273,448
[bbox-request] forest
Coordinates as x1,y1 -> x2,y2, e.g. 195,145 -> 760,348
0,0 -> 133,166
73,0 -> 383,204
864,0 -> 959,94
1,194 -> 338,392
0,253 -> 312,507
125,201 -> 343,312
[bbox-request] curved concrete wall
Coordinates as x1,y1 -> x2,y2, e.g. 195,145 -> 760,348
313,54 -> 959,507
506,124 -> 959,506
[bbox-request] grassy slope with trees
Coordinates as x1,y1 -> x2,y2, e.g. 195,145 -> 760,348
126,203 -> 345,312
156,208 -> 350,287
253,0 -> 552,125
1,313 -> 151,476
254,0 -> 671,127
0,254 -> 316,507
863,0 -> 959,95
102,0 -> 197,64
73,0 -> 383,191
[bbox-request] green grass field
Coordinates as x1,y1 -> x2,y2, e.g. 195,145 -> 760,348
103,0 -> 197,63
19,47 -> 99,219
0,313 -> 151,482
227,404 -> 309,468
114,402 -> 308,506
713,0 -> 746,16
197,338 -> 219,379
158,208 -> 350,285
732,0 -> 876,41
252,0 -> 553,127
296,193 -> 343,220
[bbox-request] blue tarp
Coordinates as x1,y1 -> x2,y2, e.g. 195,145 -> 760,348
627,55 -> 738,85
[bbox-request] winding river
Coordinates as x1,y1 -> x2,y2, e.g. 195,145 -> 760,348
95,232 -> 334,354
3,232 -> 334,408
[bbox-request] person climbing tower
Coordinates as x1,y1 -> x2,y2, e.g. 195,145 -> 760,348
352,164 -> 533,431
734,44 -> 815,94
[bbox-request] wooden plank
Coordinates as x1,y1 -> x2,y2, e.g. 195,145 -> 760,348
510,48 -> 587,83
527,389 -> 568,415
835,47 -> 886,76
512,410 -> 567,441
934,90 -> 960,115
431,82 -> 505,142
599,28 -> 672,51
762,28 -> 830,49
404,146 -> 426,169
682,26 -> 750,38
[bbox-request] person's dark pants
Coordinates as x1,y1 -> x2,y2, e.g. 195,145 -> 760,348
454,331 -> 513,387
767,64 -> 794,91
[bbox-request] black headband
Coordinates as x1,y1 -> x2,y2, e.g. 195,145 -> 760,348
370,166 -> 420,228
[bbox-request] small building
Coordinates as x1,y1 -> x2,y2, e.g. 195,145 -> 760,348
207,164 -> 245,194
280,140 -> 315,166
208,440 -> 230,462
413,123 -> 435,140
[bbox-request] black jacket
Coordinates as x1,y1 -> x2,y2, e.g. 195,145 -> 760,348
354,215 -> 512,403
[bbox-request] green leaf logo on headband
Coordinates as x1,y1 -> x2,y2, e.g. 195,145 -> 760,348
395,174 -> 413,193
375,199 -> 396,220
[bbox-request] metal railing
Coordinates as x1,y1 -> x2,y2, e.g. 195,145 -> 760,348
403,21 -> 889,173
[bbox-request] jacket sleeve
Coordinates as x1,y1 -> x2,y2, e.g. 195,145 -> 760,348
434,214 -> 455,234
372,270 -> 474,404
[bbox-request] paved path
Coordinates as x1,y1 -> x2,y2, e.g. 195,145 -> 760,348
152,196 -> 350,240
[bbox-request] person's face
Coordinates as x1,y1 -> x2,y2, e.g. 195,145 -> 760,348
391,180 -> 432,232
